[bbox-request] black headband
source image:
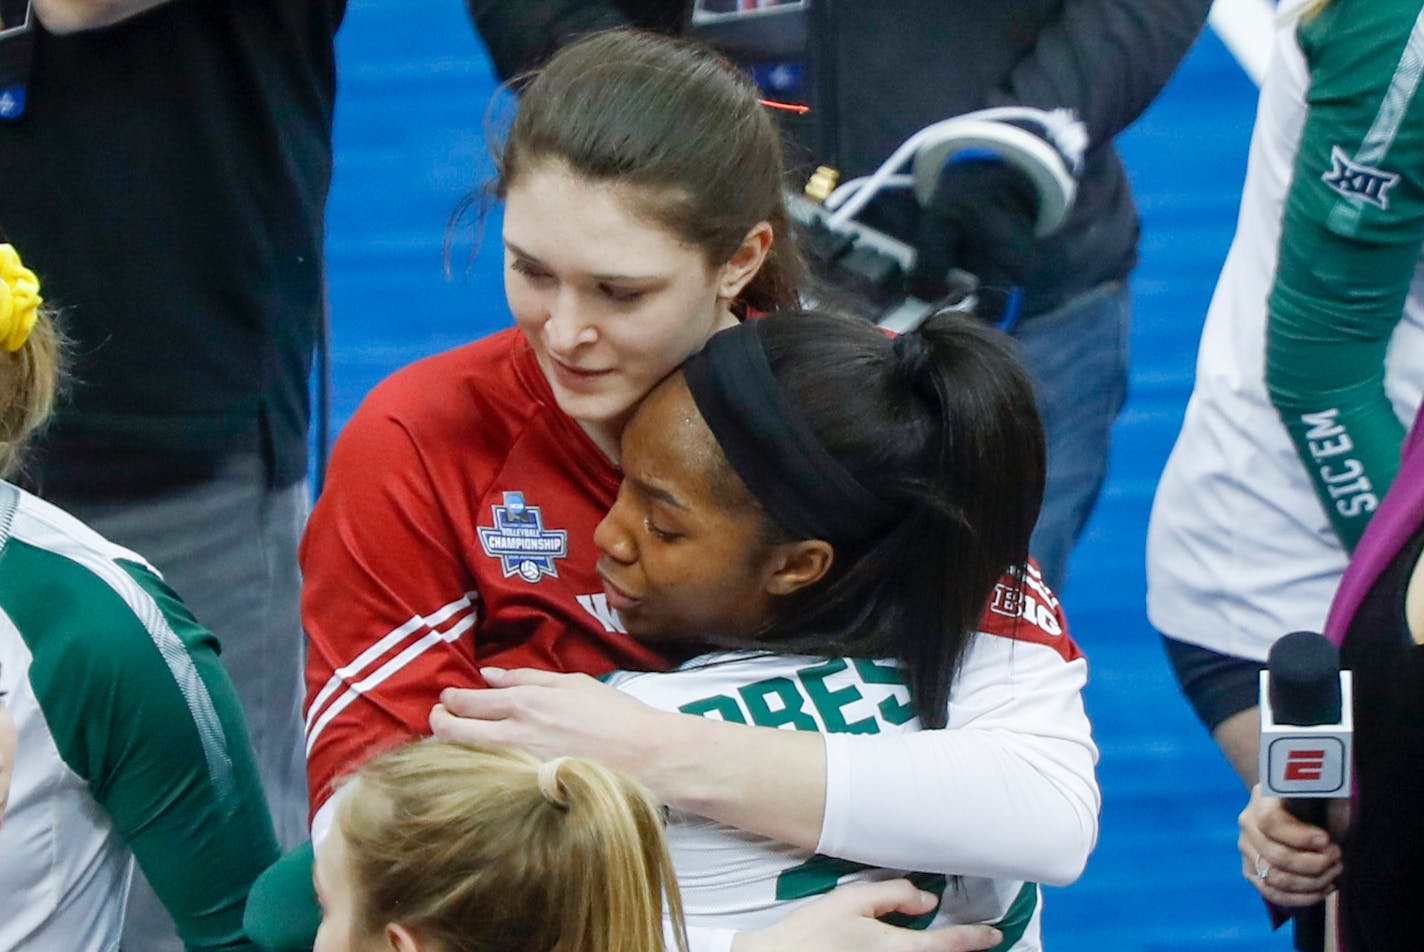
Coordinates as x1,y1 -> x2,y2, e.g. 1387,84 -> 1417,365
682,321 -> 900,544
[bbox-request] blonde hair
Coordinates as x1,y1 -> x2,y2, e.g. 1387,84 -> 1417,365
0,245 -> 65,478
336,741 -> 689,952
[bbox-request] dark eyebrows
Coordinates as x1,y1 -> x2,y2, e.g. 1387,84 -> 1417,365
628,476 -> 689,511
502,239 -> 662,285
502,238 -> 536,260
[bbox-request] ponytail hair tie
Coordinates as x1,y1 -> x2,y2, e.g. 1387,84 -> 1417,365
891,330 -> 934,379
537,756 -> 572,808
0,244 -> 41,353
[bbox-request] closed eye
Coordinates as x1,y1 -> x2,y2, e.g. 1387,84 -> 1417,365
600,283 -> 645,303
510,258 -> 553,282
644,517 -> 681,542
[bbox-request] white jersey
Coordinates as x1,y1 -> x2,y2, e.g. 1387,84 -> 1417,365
606,623 -> 1091,950
0,483 -> 276,952
1146,4 -> 1424,660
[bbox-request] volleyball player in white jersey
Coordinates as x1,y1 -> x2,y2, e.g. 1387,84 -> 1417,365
434,309 -> 1098,948
1147,0 -> 1424,783
0,243 -> 277,950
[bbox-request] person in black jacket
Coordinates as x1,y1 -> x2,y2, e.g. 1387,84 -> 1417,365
0,1 -> 343,948
464,0 -> 1212,593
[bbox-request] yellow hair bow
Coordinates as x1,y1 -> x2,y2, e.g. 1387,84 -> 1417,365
0,243 -> 42,353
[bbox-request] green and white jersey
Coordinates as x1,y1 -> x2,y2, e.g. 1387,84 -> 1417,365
1148,0 -> 1424,660
608,642 -> 1067,951
0,482 -> 277,951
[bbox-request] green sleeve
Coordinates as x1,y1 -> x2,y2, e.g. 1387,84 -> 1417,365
1265,0 -> 1424,550
244,842 -> 320,952
13,547 -> 279,951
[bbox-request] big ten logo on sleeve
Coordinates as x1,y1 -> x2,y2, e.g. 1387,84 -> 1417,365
678,658 -> 917,733
986,564 -> 1063,637
980,564 -> 1083,665
476,491 -> 569,583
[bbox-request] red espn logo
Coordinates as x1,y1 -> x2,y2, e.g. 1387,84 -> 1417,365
1283,749 -> 1326,782
1265,737 -> 1346,796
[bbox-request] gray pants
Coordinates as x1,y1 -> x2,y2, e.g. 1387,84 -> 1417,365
53,454 -> 309,952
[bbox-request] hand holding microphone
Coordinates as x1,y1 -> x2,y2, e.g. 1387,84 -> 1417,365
1244,631 -> 1353,949
1238,784 -> 1343,908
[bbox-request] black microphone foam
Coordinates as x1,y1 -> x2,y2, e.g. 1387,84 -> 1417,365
1267,630 -> 1341,726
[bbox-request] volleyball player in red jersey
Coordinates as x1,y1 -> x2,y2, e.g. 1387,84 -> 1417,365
302,31 -> 1097,949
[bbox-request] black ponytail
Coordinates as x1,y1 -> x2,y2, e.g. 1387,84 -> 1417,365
744,310 -> 1045,728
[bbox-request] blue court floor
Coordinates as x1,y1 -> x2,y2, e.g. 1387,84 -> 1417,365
323,3 -> 1291,948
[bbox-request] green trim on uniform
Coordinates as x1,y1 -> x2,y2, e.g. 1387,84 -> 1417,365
1267,0 -> 1424,550
0,481 -> 16,543
118,557 -> 237,801
1325,6 -> 1424,234
245,842 -> 321,952
1353,11 -> 1424,164
0,492 -> 278,952
985,882 -> 1038,951
1296,0 -> 1424,241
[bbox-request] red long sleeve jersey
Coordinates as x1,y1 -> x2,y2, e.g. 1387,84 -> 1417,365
301,329 -> 668,818
301,328 -> 1080,825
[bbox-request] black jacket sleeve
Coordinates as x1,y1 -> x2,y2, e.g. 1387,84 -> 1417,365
989,0 -> 1214,149
465,0 -> 689,80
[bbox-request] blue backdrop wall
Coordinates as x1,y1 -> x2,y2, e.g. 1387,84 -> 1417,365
322,4 -> 1290,947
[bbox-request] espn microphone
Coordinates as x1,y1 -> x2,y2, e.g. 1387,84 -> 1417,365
1260,631 -> 1352,808
1258,630 -> 1353,952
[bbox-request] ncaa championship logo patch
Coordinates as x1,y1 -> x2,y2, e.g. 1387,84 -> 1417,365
1322,145 -> 1399,210
477,491 -> 569,583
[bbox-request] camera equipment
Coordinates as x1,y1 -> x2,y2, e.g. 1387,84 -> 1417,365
788,183 -> 977,333
691,1 -> 1085,332
689,1 -> 829,168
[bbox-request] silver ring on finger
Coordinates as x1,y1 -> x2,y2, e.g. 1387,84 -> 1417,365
1254,853 -> 1271,883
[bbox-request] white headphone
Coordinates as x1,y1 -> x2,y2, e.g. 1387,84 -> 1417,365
824,106 -> 1088,238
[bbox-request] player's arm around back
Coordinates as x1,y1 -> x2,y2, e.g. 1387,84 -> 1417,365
301,371 -> 489,841
606,572 -> 1099,886
818,572 -> 1100,885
